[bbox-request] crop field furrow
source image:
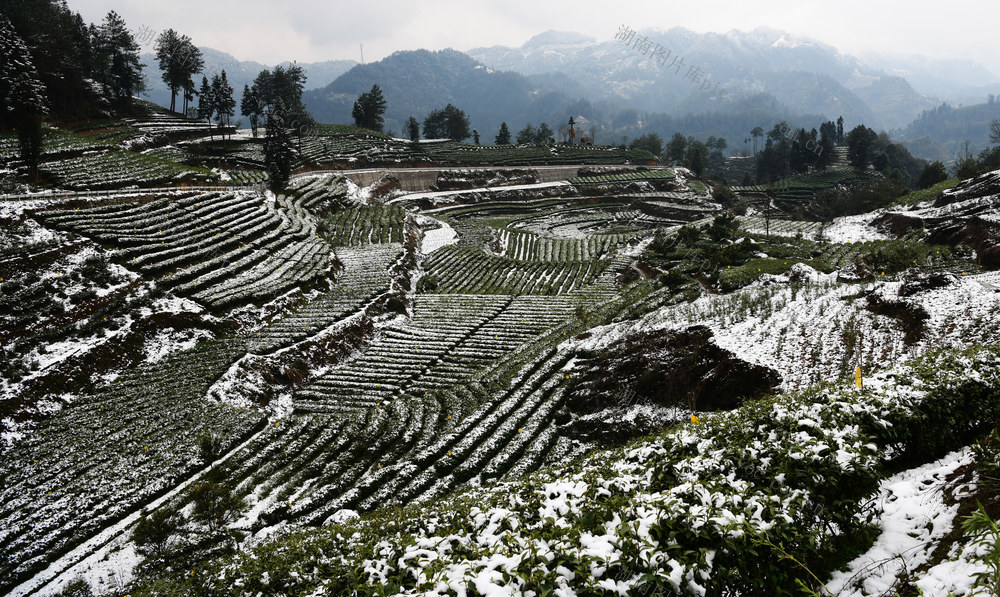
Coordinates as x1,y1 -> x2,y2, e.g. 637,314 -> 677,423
0,337 -> 264,589
246,243 -> 401,352
35,190 -> 336,311
292,294 -> 513,413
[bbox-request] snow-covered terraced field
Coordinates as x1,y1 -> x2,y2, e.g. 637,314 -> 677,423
0,338 -> 265,591
246,244 -> 402,353
583,266 -> 1000,392
294,293 -> 514,414
325,205 -> 405,246
496,227 -> 633,261
177,279 -> 655,536
38,189 -> 334,309
512,204 -> 676,238
9,162 -> 1000,597
423,244 -> 610,295
39,151 -> 209,190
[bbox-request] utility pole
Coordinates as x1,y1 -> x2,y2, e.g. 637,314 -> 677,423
360,44 -> 365,65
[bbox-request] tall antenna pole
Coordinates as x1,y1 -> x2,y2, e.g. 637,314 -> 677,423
360,44 -> 365,65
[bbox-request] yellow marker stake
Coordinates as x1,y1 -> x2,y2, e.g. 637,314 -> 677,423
690,415 -> 699,425
854,366 -> 863,389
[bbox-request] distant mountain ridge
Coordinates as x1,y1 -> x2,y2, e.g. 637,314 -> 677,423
467,27 -> 938,130
303,49 -> 585,139
140,29 -> 1000,166
140,47 -> 356,120
898,100 -> 1000,161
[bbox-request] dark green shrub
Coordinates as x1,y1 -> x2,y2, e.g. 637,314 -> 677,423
133,508 -> 184,556
416,275 -> 439,293
191,482 -> 245,532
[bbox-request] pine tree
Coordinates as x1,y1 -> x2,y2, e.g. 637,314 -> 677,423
155,29 -> 181,112
815,130 -> 835,169
253,70 -> 274,116
534,122 -> 554,144
92,11 -> 145,107
405,116 -> 420,142
666,132 -> 687,163
182,78 -> 196,117
1,1 -> 100,118
251,65 -> 311,129
197,75 -> 215,138
212,70 -> 235,139
132,508 -> 183,557
686,140 -> 707,177
190,482 -> 244,533
155,30 -> 203,114
495,122 -> 511,145
241,84 -> 261,138
846,125 -> 877,169
0,16 -> 49,180
516,124 -> 536,145
917,161 -> 948,189
264,101 -> 293,191
422,104 -> 470,141
352,84 -> 387,132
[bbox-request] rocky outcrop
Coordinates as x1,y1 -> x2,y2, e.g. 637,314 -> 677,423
562,325 -> 781,445
875,170 -> 1000,269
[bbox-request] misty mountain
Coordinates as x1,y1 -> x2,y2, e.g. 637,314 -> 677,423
467,28 -> 937,131
303,46 -> 837,155
861,52 -> 1000,101
844,73 -> 939,129
303,49 -> 589,139
898,99 -> 1000,161
140,47 -> 356,119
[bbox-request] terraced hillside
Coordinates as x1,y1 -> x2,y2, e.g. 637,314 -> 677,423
5,164 -> 996,597
37,187 -> 334,310
294,134 -> 657,168
0,168 -> 680,596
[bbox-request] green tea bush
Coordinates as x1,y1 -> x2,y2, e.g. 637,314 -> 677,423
132,346 -> 1000,597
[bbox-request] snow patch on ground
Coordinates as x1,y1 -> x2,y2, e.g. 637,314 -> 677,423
344,178 -> 374,204
620,236 -> 655,257
823,212 -> 890,243
827,448 -> 978,596
415,215 -> 458,254
392,181 -> 570,207
916,537 -> 989,596
569,268 -> 1000,392
142,327 -> 211,363
149,293 -> 205,315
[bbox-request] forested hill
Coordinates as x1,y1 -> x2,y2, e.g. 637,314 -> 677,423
899,99 -> 1000,159
303,49 -> 582,138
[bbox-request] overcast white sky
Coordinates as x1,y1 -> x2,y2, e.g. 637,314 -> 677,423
70,0 -> 999,75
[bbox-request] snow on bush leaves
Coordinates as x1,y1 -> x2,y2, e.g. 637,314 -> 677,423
134,345 -> 1000,596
